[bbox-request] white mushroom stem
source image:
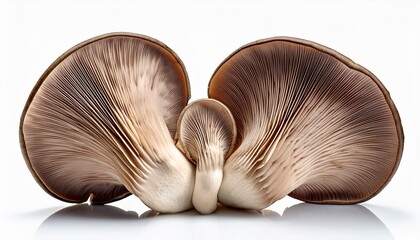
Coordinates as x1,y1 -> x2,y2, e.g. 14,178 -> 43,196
131,145 -> 195,213
193,148 -> 224,214
108,89 -> 195,213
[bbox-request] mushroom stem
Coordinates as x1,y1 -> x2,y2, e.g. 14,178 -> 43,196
193,150 -> 224,214
128,145 -> 195,213
110,96 -> 195,213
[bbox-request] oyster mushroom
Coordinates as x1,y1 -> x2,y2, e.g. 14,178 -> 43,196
176,99 -> 236,214
209,37 -> 403,209
20,33 -> 195,213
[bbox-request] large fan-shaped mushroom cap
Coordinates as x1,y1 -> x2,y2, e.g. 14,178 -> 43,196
20,32 -> 194,213
209,37 -> 403,209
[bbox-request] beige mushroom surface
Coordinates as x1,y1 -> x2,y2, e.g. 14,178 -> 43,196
20,33 -> 194,213
208,37 -> 403,209
176,99 -> 236,214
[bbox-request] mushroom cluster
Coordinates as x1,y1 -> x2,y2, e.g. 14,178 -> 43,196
20,33 -> 403,214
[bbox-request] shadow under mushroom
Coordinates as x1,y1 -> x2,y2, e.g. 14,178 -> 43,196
34,203 -> 394,240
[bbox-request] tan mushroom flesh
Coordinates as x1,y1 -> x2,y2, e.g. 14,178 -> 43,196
20,33 -> 194,213
208,37 -> 403,209
176,99 -> 236,214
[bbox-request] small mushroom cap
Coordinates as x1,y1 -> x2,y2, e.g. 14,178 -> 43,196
176,98 -> 237,164
209,37 -> 403,208
20,32 -> 191,206
176,99 -> 236,214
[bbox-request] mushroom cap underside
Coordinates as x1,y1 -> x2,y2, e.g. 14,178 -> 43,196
20,32 -> 190,204
209,37 -> 403,205
176,98 -> 237,166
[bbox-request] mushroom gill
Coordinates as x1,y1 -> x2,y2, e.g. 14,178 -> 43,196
20,33 -> 194,213
176,99 -> 236,214
208,37 -> 403,209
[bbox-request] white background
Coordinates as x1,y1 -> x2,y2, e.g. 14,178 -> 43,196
1,0 -> 419,239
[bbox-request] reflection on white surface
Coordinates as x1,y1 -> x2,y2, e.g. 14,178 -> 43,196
35,203 -> 393,240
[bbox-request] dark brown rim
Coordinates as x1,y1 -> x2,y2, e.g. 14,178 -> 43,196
208,37 -> 404,204
19,32 -> 191,204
